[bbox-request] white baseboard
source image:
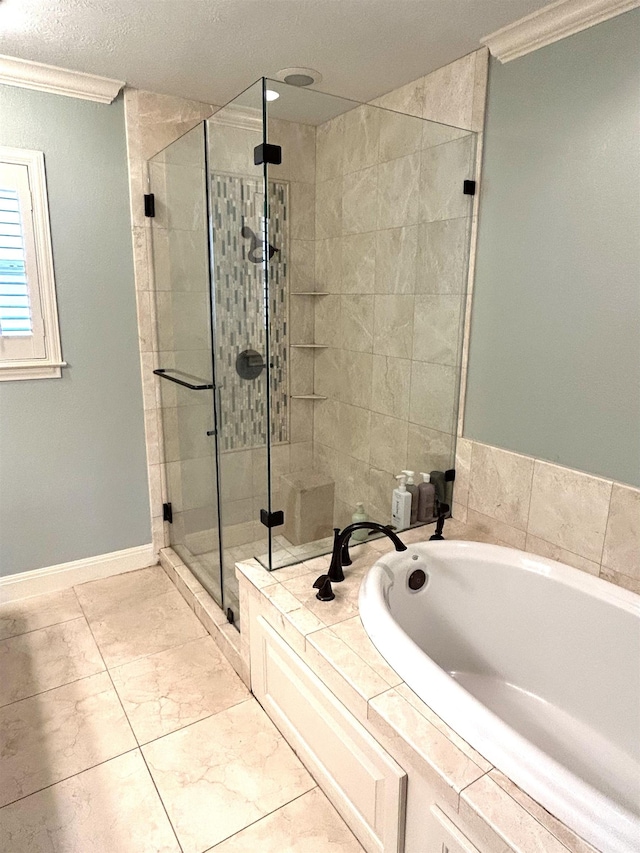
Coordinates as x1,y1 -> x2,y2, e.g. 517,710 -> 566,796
0,544 -> 156,603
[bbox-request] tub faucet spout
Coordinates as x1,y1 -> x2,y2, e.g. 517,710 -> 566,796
328,522 -> 407,583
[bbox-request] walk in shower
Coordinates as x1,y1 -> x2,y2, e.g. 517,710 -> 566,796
148,78 -> 477,625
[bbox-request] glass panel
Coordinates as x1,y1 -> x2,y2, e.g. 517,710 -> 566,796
206,80 -> 270,613
257,79 -> 477,570
149,124 -> 223,606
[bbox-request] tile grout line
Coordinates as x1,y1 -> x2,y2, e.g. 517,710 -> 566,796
74,577 -> 186,852
0,745 -> 141,813
201,785 -> 363,852
0,612 -> 83,643
138,747 -> 185,853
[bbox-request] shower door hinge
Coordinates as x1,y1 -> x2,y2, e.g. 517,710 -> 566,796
162,502 -> 173,523
144,193 -> 156,217
226,608 -> 235,625
444,469 -> 456,482
463,180 -> 476,196
254,143 -> 282,166
260,508 -> 284,528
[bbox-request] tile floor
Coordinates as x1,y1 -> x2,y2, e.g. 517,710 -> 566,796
0,565 -> 364,852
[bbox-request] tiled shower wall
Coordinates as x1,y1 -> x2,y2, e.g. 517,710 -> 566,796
312,51 -> 488,528
124,54 -> 490,554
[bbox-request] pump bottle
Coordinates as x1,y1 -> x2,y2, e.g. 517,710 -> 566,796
391,475 -> 412,529
417,472 -> 436,522
401,470 -> 419,525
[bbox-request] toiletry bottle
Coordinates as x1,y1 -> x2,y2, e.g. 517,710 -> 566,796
351,502 -> 368,542
392,475 -> 412,530
417,473 -> 436,522
402,471 -> 419,525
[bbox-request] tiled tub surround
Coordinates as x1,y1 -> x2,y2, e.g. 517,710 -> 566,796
233,522 -> 605,853
358,540 -> 639,853
0,564 -> 364,852
452,438 -> 640,595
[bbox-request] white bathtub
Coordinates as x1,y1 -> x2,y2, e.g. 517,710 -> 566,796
359,541 -> 640,853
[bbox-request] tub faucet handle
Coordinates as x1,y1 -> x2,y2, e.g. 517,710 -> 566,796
313,574 -> 335,601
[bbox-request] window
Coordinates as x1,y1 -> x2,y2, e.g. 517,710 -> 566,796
0,148 -> 63,380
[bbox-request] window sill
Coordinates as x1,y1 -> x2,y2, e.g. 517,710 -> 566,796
0,361 -> 67,381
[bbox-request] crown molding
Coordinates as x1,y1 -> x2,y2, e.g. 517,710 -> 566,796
0,54 -> 123,103
481,0 -> 640,63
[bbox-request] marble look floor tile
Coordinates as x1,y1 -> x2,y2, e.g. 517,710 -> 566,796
0,671 -> 136,807
75,566 -> 174,622
0,589 -> 83,641
0,751 -> 180,853
209,787 -> 364,852
0,618 -> 105,707
83,587 -> 207,669
142,699 -> 314,853
111,636 -> 249,743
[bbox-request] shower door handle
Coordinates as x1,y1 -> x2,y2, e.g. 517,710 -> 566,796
153,368 -> 214,390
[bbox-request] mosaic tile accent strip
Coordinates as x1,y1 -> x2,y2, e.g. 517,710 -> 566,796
211,174 -> 288,451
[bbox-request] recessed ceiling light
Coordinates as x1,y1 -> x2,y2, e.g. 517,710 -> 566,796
275,67 -> 322,87
265,89 -> 280,102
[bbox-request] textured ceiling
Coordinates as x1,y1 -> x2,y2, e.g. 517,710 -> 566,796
0,0 -> 552,106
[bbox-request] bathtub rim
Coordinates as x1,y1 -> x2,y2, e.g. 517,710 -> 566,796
358,539 -> 640,853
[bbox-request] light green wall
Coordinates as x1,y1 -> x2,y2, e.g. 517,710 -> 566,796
0,85 -> 150,576
464,10 -> 640,488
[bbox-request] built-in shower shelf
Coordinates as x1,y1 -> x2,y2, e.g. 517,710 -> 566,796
291,292 -> 329,296
290,395 -> 328,400
290,344 -> 328,349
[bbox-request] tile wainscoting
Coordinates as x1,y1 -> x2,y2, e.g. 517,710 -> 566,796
453,438 -> 640,593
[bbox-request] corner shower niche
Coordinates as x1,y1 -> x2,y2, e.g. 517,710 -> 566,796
149,78 -> 477,625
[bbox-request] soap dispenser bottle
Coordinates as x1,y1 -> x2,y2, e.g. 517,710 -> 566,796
351,502 -> 368,542
417,473 -> 436,522
391,475 -> 412,530
402,471 -> 419,525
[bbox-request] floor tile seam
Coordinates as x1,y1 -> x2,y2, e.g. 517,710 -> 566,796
0,613 -> 85,643
200,785 -> 321,851
0,665 -> 109,711
106,633 -> 222,677
138,744 -> 185,853
0,745 -> 141,812
138,695 -> 255,751
77,591 -> 208,672
75,584 -> 193,626
70,591 -> 114,676
69,598 -> 139,752
134,694 -> 254,749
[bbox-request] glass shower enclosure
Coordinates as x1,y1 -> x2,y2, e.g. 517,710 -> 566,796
149,78 -> 477,626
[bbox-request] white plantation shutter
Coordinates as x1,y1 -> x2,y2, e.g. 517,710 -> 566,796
0,149 -> 63,380
0,162 -> 46,360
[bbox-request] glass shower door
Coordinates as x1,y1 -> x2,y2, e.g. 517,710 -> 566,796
206,81 -> 272,618
148,124 -> 224,608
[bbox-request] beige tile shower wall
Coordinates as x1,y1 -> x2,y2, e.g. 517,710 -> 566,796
267,118 -> 317,505
313,51 -> 488,528
124,88 -> 217,556
452,438 -> 640,594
